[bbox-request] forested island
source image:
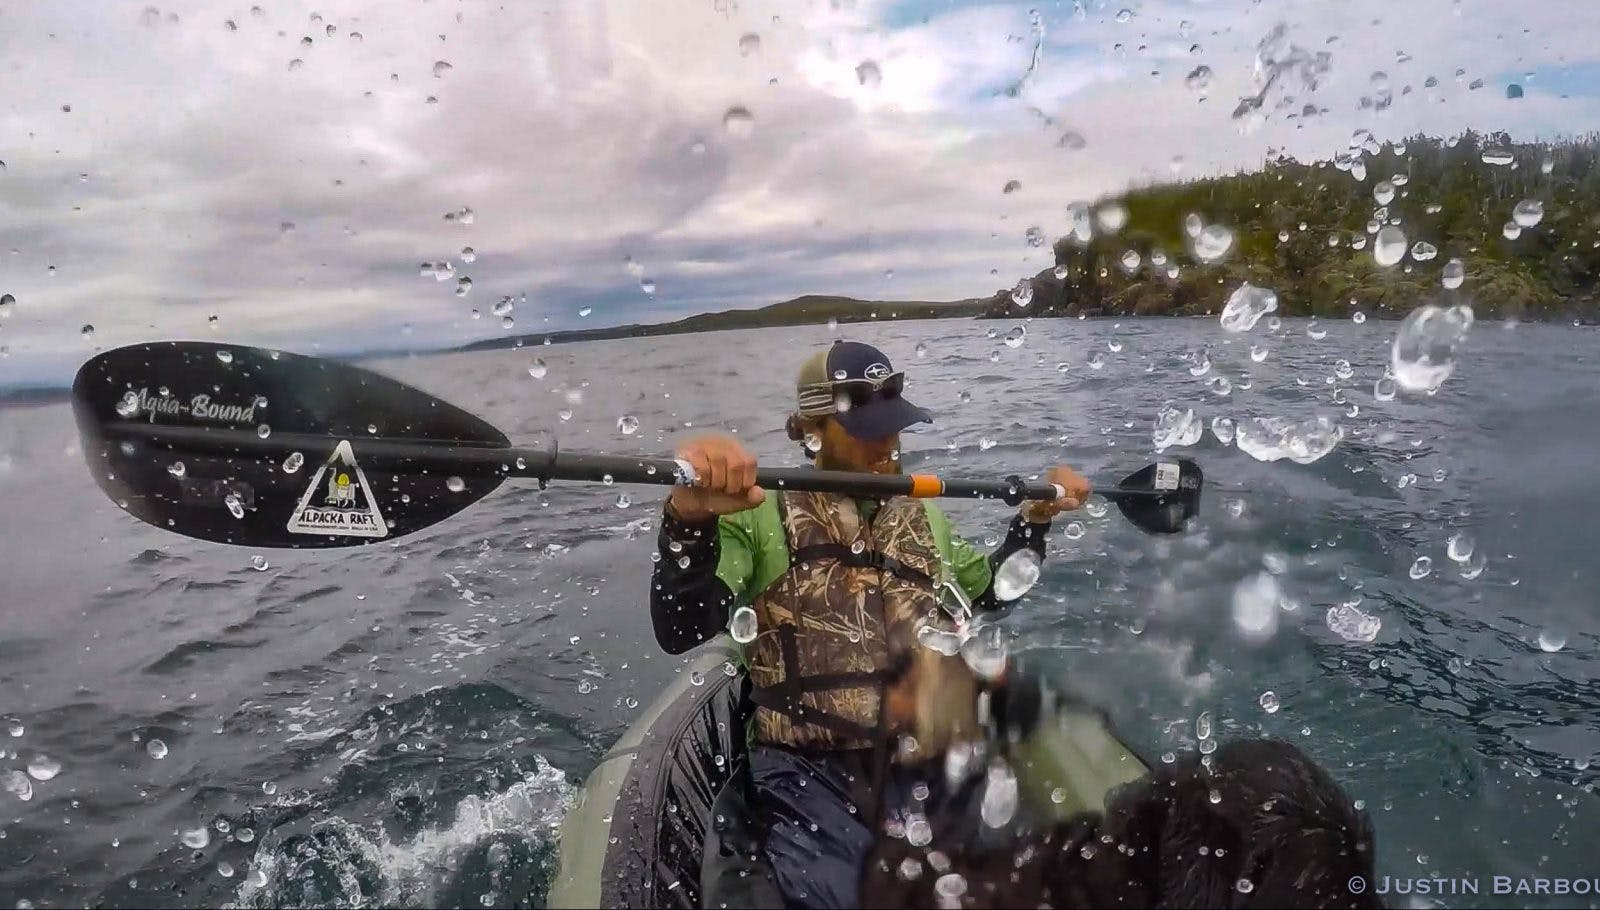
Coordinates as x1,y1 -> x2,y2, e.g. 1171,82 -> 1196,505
979,131 -> 1600,321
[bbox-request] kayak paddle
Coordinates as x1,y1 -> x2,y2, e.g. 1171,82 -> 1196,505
71,341 -> 1203,548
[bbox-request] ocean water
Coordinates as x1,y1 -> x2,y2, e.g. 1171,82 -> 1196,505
1,316 -> 1596,908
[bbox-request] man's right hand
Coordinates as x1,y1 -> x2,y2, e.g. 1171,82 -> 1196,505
666,435 -> 765,522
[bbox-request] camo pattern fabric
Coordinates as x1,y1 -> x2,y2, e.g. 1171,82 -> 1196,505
748,491 -> 947,749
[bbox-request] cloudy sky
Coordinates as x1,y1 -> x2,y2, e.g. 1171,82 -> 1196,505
0,0 -> 1595,388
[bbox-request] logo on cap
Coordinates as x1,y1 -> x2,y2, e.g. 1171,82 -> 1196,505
863,362 -> 892,381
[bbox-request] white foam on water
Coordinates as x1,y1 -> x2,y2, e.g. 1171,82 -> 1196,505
230,756 -> 573,909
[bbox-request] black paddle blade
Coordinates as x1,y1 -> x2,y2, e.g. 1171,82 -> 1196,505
72,341 -> 509,548
1112,458 -> 1203,534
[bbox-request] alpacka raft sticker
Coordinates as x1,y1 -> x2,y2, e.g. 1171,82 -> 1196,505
286,440 -> 389,538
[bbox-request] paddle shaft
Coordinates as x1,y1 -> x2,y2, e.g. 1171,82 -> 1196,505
105,422 -> 1168,505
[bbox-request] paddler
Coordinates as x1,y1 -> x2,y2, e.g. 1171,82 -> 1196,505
649,340 -> 1381,910
650,339 -> 1087,908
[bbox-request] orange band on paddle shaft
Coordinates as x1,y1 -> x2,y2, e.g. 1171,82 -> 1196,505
908,474 -> 944,497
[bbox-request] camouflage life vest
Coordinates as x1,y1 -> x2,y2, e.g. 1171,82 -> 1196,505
745,490 -> 974,751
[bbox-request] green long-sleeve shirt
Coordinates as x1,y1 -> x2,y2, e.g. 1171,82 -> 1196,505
649,496 -> 1049,654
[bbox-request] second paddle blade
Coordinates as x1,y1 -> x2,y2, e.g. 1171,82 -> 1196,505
1114,458 -> 1203,535
72,341 -> 508,548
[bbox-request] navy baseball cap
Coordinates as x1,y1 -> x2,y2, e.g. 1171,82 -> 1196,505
795,341 -> 933,440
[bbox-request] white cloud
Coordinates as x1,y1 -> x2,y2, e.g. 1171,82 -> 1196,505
1,0 -> 1597,387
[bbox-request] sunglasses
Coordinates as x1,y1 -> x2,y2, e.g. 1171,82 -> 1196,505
830,371 -> 905,410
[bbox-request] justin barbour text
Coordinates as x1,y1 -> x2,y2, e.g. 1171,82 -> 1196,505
1356,875 -> 1600,896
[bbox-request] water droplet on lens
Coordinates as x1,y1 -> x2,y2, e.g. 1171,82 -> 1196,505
1442,258 -> 1466,289
729,606 -> 759,643
1512,199 -> 1544,227
432,60 -> 453,77
1220,283 -> 1277,332
935,872 -> 968,901
1537,630 -> 1566,653
1481,148 -> 1514,167
739,33 -> 761,56
855,60 -> 882,87
617,415 -> 640,435
1010,280 -> 1033,307
1063,521 -> 1085,540
1193,224 -> 1233,263
1326,602 -> 1381,642
26,756 -> 60,781
689,670 -> 705,686
1003,325 -> 1026,348
5,770 -> 33,801
980,762 -> 1018,827
1232,572 -> 1281,640
1391,304 -> 1473,392
1409,556 -> 1433,579
1503,221 -> 1523,240
181,827 -> 210,849
1236,416 -> 1344,464
1096,203 -> 1128,234
1410,241 -> 1438,261
1211,416 -> 1235,444
1373,225 -> 1407,267
993,549 -> 1041,602
1447,532 -> 1475,563
274,451 -> 303,477
722,105 -> 755,137
1153,406 -> 1203,451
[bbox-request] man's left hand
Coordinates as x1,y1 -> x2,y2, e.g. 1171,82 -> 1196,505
1019,464 -> 1090,523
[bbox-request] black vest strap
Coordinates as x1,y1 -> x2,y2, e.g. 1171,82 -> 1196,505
746,686 -> 876,742
747,625 -> 897,742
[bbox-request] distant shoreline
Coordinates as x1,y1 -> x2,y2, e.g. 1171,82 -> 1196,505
4,294 -> 1587,402
453,293 -> 988,352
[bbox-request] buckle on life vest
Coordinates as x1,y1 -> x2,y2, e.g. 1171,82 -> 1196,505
938,576 -> 973,629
